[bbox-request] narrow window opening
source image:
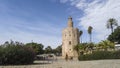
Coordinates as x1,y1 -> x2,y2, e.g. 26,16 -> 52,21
69,41 -> 71,45
69,34 -> 71,36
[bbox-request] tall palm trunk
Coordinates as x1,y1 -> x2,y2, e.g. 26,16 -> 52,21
80,35 -> 82,43
79,30 -> 83,43
88,26 -> 93,43
90,34 -> 92,43
111,23 -> 113,34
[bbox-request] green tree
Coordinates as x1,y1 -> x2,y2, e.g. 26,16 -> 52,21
107,26 -> 120,43
87,43 -> 94,51
0,41 -> 35,65
55,45 -> 62,54
52,45 -> 62,56
74,43 -> 87,55
106,18 -> 118,33
88,26 -> 93,42
25,42 -> 44,55
74,44 -> 81,55
98,40 -> 114,51
44,46 -> 52,54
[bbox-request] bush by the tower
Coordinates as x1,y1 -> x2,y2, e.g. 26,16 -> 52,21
0,41 -> 35,65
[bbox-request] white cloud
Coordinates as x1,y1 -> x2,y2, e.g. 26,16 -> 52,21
61,0 -> 120,42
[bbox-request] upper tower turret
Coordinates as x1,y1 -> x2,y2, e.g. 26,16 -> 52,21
68,16 -> 73,27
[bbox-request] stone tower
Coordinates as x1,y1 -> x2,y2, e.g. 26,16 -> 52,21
62,16 -> 80,58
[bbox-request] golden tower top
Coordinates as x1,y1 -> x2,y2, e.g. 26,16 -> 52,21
68,16 -> 73,27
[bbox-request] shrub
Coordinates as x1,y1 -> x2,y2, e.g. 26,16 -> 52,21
112,50 -> 120,59
0,45 -> 35,65
78,51 -> 120,61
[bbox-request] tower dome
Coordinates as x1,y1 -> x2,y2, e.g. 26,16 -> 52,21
68,16 -> 73,27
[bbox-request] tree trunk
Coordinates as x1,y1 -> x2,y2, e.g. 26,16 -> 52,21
90,34 -> 92,43
111,24 -> 113,34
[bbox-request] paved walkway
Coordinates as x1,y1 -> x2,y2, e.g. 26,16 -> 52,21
0,57 -> 120,68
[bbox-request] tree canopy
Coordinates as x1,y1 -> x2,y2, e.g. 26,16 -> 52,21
25,42 -> 44,55
44,46 -> 53,54
98,40 -> 114,51
106,18 -> 118,33
107,26 -> 120,43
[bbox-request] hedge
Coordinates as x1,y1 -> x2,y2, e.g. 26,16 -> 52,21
78,50 -> 120,61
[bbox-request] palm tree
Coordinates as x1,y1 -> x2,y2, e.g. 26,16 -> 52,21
107,18 -> 118,33
88,26 -> 93,43
79,30 -> 83,43
74,44 -> 86,55
98,40 -> 114,51
87,43 -> 94,50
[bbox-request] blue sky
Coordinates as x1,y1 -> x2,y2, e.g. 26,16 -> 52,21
0,0 -> 120,48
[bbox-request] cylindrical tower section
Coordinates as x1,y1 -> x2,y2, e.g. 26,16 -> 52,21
62,16 -> 80,58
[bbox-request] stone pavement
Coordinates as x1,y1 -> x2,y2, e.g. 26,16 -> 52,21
0,57 -> 120,68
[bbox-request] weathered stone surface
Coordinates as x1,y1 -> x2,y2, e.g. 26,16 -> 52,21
62,16 -> 79,58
